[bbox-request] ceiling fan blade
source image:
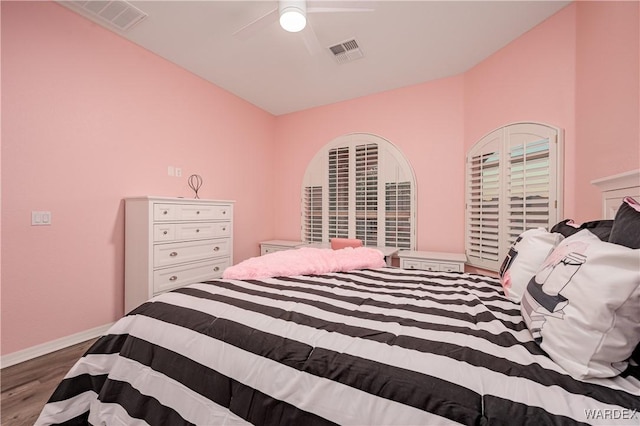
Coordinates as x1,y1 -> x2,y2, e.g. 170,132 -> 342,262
232,7 -> 278,41
307,7 -> 375,13
300,22 -> 323,56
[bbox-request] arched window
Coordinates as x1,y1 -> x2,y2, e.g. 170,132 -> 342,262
465,122 -> 563,271
302,133 -> 416,249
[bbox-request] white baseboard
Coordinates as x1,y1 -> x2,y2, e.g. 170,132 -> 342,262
1,322 -> 115,369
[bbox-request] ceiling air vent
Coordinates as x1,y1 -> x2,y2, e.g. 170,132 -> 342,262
328,39 -> 364,64
66,1 -> 147,31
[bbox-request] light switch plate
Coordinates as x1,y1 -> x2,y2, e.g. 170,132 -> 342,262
32,211 -> 52,226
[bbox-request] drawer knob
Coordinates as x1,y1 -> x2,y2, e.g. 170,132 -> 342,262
213,246 -> 220,252
196,229 -> 200,233
162,210 -> 168,215
170,252 -> 178,257
169,275 -> 178,281
222,227 -> 227,231
214,266 -> 220,272
196,211 -> 200,215
163,230 -> 168,235
222,210 -> 226,215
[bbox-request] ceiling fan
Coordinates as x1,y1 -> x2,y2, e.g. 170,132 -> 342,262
233,0 -> 374,55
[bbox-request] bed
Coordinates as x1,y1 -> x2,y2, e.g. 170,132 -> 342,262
36,172 -> 640,426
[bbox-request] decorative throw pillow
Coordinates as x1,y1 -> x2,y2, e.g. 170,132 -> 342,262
578,220 -> 614,241
330,238 -> 363,250
551,219 -> 613,241
520,230 -> 640,379
550,219 -> 581,237
498,228 -> 563,303
609,197 -> 640,366
609,196 -> 640,249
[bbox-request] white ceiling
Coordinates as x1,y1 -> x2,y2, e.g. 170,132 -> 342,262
60,0 -> 571,116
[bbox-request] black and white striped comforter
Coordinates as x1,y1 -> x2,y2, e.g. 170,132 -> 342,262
37,268 -> 640,425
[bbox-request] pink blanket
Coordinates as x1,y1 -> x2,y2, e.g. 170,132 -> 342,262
222,247 -> 386,280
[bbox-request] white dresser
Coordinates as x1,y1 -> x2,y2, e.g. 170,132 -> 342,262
124,197 -> 234,313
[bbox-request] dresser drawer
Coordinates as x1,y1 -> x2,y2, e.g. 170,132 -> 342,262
154,203 -> 177,221
153,222 -> 231,242
153,258 -> 229,294
179,204 -> 231,221
154,203 -> 232,221
154,224 -> 176,241
177,223 -> 230,241
154,238 -> 230,268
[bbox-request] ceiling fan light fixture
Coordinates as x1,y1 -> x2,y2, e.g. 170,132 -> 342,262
279,1 -> 306,32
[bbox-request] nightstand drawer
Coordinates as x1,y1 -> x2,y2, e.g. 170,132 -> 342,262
398,250 -> 466,273
154,238 -> 230,268
439,263 -> 463,272
261,245 -> 295,255
153,258 -> 229,294
402,260 -> 440,272
260,240 -> 306,255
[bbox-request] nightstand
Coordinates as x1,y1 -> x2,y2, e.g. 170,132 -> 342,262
398,250 -> 466,272
260,240 -> 307,255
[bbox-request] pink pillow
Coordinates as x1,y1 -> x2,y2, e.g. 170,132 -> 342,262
330,238 -> 363,250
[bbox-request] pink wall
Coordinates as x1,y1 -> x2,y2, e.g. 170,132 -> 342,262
574,1 -> 640,221
1,2 -> 275,355
272,77 -> 466,254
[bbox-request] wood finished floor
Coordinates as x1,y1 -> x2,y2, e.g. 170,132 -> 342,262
1,339 -> 97,426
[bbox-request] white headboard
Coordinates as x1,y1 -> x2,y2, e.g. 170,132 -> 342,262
591,169 -> 640,219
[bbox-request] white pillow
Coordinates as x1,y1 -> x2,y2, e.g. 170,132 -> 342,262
499,228 -> 564,303
520,230 -> 640,379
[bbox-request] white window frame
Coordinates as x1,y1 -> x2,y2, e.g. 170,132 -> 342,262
465,122 -> 564,272
301,133 -> 417,249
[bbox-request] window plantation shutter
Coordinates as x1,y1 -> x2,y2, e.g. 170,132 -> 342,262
355,144 -> 378,245
303,186 -> 323,242
506,127 -> 555,244
466,130 -> 501,269
301,133 -> 416,249
385,181 -> 412,248
466,123 -> 562,272
328,147 -> 350,239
